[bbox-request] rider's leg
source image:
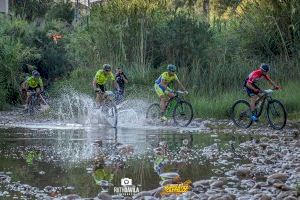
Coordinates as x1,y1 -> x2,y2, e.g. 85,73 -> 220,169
96,84 -> 106,106
155,83 -> 165,113
250,95 -> 259,121
246,84 -> 260,121
159,95 -> 168,113
96,93 -> 105,105
250,95 -> 259,112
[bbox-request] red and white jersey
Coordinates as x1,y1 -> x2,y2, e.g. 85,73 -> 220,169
246,69 -> 270,84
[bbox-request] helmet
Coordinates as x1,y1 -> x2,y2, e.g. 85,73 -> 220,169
167,64 -> 176,72
260,64 -> 270,72
103,64 -> 111,72
32,70 -> 40,77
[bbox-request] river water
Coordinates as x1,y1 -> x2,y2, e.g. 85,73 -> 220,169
0,123 -> 255,199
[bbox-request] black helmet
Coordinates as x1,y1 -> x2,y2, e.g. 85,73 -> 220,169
260,64 -> 270,72
103,64 -> 111,71
32,70 -> 40,77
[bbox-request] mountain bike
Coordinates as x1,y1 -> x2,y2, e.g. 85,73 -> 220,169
230,89 -> 287,130
96,90 -> 118,128
26,90 -> 49,115
146,91 -> 193,127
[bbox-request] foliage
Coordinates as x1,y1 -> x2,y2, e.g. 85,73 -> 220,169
10,0 -> 53,20
2,0 -> 300,119
46,1 -> 74,23
0,16 -> 41,108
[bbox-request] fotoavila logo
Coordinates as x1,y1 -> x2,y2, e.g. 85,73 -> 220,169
114,178 -> 141,196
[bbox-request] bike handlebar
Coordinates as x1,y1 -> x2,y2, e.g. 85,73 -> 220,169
176,90 -> 188,95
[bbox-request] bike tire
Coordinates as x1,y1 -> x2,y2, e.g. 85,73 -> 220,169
173,100 -> 193,127
267,99 -> 287,130
146,103 -> 161,120
101,101 -> 118,128
230,99 -> 253,129
28,96 -> 35,116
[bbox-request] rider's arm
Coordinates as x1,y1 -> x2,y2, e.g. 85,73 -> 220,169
110,72 -> 120,91
122,74 -> 128,83
176,79 -> 187,92
265,75 -> 279,89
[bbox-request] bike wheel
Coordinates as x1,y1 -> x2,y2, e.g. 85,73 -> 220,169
146,103 -> 161,120
28,97 -> 35,115
101,101 -> 118,128
173,100 -> 193,127
267,99 -> 287,130
230,100 -> 252,128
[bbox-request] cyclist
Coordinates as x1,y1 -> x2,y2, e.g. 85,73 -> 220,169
115,65 -> 128,103
154,64 -> 187,121
93,64 -> 119,105
244,63 -> 280,121
24,70 -> 47,110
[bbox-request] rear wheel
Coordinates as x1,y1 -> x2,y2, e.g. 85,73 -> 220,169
146,103 -> 161,120
173,100 -> 193,127
267,99 -> 287,130
230,100 -> 252,128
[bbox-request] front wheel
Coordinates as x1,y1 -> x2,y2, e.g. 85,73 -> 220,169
28,96 -> 36,116
173,100 -> 193,127
267,99 -> 287,130
230,100 -> 253,129
101,101 -> 118,128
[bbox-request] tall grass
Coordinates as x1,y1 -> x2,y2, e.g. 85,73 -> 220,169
50,64 -> 300,119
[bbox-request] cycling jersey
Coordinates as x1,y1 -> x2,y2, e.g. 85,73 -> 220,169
246,69 -> 270,84
155,72 -> 178,85
94,70 -> 115,85
154,72 -> 178,97
26,76 -> 43,89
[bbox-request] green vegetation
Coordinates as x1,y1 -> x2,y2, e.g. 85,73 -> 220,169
1,0 -> 300,118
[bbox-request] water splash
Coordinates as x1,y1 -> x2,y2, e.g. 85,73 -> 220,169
51,87 -> 151,128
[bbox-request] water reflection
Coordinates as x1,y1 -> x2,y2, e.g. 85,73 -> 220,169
0,127 -> 252,198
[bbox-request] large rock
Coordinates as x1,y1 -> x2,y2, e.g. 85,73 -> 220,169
283,196 -> 297,200
267,173 -> 288,182
276,191 -> 298,199
208,194 -> 235,200
252,193 -> 271,200
210,180 -> 224,189
236,168 -> 251,178
133,191 -> 153,199
98,192 -> 112,200
273,183 -> 294,191
193,180 -> 211,187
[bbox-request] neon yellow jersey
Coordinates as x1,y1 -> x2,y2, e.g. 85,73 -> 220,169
155,72 -> 178,85
93,168 -> 114,184
94,70 -> 115,85
26,76 -> 43,88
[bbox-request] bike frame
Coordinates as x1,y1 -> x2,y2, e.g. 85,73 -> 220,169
255,92 -> 273,117
165,92 -> 185,113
